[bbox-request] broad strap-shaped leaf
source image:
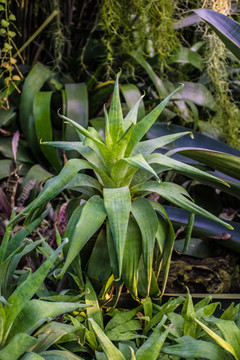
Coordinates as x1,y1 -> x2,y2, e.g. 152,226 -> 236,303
106,221 -> 119,280
108,71 -> 124,143
8,299 -> 87,340
43,141 -> 108,173
59,196 -> 107,278
111,123 -> 134,161
162,335 -> 233,360
133,132 -> 191,156
137,257 -> 160,298
19,63 -> 52,156
121,216 -> 142,299
125,84 -> 183,156
125,154 -> 160,181
147,152 -> 229,187
131,181 -> 233,230
123,93 -> 145,129
106,322 -> 143,342
65,173 -> 102,193
104,104 -> 113,147
10,159 -> 92,225
105,306 -> 142,333
194,318 -> 239,360
85,276 -> 104,330
192,9 -> 240,60
33,91 -> 62,172
153,207 -> 175,295
144,297 -> 184,335
135,315 -> 171,360
103,186 -> 131,279
3,239 -> 67,342
0,333 -> 37,360
131,199 -> 158,296
87,229 -> 112,283
88,318 -> 125,360
31,322 -> 79,353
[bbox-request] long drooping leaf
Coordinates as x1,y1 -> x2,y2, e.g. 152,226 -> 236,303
33,91 -> 62,171
147,152 -> 229,187
88,318 -> 125,360
131,181 -> 233,229
166,147 -> 240,181
59,196 -> 106,278
103,186 -> 131,279
10,159 -> 92,224
125,85 -> 184,156
192,9 -> 240,60
131,199 -> 158,296
108,71 -> 124,144
3,239 -> 67,341
19,63 -> 52,156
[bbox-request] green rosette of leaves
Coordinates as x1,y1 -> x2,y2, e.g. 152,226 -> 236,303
11,72 -> 232,299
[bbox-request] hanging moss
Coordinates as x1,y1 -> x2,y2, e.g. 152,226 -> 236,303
202,0 -> 240,148
99,0 -> 180,75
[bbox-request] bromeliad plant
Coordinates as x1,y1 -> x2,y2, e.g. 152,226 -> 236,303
11,72 -> 233,299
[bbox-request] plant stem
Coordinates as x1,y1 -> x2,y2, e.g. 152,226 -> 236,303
13,9 -> 59,58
